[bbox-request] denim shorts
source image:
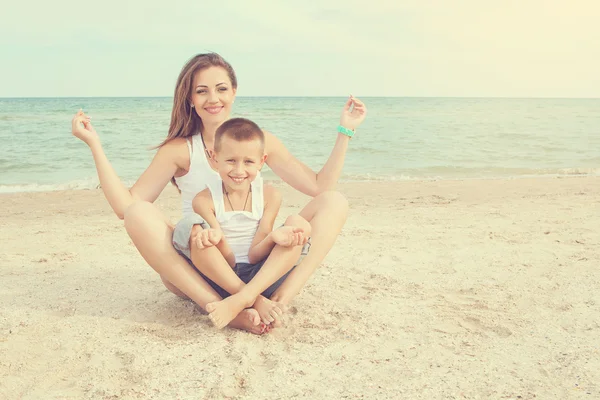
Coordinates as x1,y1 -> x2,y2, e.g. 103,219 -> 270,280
172,213 -> 311,299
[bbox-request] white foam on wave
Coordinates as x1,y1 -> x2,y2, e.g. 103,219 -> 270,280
0,178 -> 101,193
1,167 -> 598,193
339,167 -> 600,183
0,178 -> 142,194
554,167 -> 600,176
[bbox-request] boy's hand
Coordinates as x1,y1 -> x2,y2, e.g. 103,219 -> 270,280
271,226 -> 308,247
195,228 -> 223,249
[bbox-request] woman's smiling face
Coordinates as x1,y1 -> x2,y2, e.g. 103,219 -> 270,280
190,66 -> 237,126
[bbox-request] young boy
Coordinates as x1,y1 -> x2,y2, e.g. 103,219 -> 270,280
191,118 -> 311,329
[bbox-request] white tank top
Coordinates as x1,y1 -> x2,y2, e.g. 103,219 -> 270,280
207,176 -> 264,264
173,134 -> 221,216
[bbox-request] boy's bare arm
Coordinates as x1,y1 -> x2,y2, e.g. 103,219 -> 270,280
248,185 -> 282,264
192,190 -> 236,268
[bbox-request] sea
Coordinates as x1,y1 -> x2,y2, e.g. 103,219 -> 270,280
0,97 -> 599,193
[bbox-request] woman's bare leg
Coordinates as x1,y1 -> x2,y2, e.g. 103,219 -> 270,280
269,191 -> 349,305
123,201 -> 264,334
160,277 -> 190,299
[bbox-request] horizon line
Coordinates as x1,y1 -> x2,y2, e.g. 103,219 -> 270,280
1,95 -> 600,100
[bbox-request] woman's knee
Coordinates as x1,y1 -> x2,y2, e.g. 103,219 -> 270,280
123,201 -> 172,249
124,201 -> 157,230
318,190 -> 349,216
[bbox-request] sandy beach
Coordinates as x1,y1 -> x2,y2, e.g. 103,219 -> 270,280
1,176 -> 599,399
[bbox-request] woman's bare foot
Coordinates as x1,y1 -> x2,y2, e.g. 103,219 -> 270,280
227,308 -> 266,335
206,293 -> 252,329
253,295 -> 284,326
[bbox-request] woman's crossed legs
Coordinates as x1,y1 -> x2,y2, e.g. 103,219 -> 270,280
123,191 -> 348,332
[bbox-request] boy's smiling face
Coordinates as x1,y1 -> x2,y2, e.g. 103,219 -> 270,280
212,135 -> 266,192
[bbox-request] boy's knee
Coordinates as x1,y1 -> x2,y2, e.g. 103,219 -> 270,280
189,224 -> 204,248
171,213 -> 206,255
285,214 -> 312,236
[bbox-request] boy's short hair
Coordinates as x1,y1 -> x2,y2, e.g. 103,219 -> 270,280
214,118 -> 265,153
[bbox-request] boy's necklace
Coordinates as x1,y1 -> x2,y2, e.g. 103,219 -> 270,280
222,182 -> 251,212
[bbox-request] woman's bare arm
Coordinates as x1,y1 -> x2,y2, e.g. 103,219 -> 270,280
71,111 -> 186,219
266,132 -> 351,197
265,96 -> 367,197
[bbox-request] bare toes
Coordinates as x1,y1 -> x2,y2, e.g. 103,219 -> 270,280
251,326 -> 264,335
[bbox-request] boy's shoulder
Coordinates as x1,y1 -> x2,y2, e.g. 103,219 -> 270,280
194,187 -> 212,199
192,187 -> 214,208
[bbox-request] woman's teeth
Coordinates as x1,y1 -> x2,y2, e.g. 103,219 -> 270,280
205,106 -> 223,114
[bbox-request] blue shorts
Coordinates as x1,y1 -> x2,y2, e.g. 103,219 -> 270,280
172,213 -> 310,299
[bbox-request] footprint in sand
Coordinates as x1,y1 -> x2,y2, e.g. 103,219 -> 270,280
458,316 -> 512,337
432,291 -> 513,337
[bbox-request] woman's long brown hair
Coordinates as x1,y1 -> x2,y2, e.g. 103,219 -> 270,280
159,53 -> 237,189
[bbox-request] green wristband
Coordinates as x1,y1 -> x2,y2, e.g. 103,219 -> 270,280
337,125 -> 355,138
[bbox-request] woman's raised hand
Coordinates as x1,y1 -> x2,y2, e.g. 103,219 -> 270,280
71,110 -> 99,146
339,95 -> 367,131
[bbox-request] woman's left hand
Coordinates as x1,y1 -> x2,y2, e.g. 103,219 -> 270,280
339,95 -> 367,131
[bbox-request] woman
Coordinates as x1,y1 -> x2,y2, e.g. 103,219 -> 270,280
71,53 -> 367,334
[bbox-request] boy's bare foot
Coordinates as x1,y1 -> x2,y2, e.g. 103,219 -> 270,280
227,308 -> 267,335
206,294 -> 252,329
253,295 -> 284,326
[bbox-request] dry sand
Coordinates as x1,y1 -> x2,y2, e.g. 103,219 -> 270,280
1,176 -> 599,399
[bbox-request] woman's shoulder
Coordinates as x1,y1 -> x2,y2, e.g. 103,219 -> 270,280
158,137 -> 192,166
262,130 -> 282,153
161,137 -> 189,151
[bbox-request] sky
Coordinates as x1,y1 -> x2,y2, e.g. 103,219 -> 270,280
1,0 -> 599,98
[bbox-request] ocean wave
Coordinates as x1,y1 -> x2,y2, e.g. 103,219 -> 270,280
0,177 -> 141,193
1,168 -> 598,193
554,167 -> 600,175
0,178 -> 100,193
338,167 -> 600,182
